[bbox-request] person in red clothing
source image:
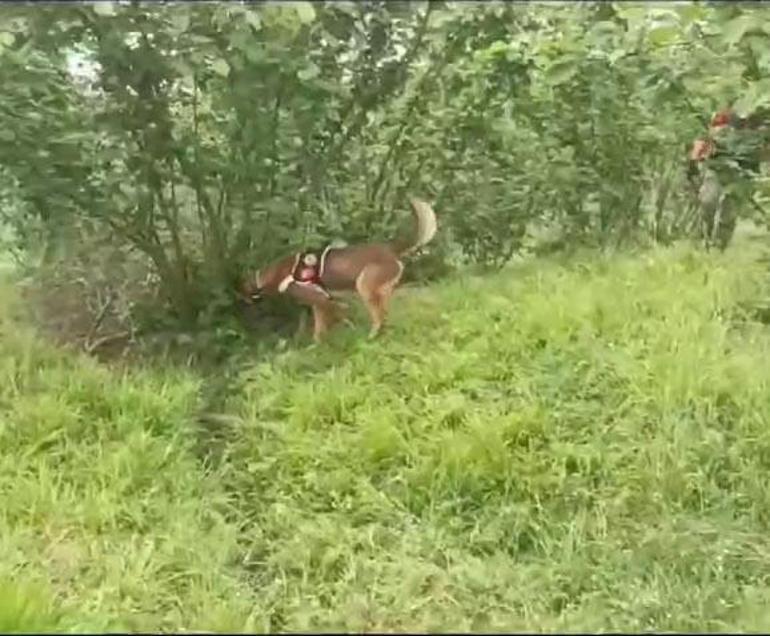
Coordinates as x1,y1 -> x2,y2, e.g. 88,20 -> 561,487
689,106 -> 770,172
686,105 -> 770,250
686,107 -> 739,250
688,108 -> 734,164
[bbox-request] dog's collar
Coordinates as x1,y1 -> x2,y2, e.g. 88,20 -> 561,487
319,244 -> 334,278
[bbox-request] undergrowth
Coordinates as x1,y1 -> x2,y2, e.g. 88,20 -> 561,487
3,239 -> 770,631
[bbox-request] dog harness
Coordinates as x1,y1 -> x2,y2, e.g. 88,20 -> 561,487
277,245 -> 335,297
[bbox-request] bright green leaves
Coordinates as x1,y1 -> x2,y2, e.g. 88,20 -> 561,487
611,3 -> 648,32
211,58 -> 230,77
92,2 -> 116,17
721,14 -> 758,48
244,10 -> 262,32
675,3 -> 708,25
647,24 -> 680,48
3,0 -> 770,323
544,58 -> 578,86
0,31 -> 14,56
296,62 -> 320,82
294,2 -> 316,25
474,40 -> 514,65
733,79 -> 770,117
168,11 -> 191,36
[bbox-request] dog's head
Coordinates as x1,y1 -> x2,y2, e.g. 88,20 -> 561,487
239,254 -> 296,303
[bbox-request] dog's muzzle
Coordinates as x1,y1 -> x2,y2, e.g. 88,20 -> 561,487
245,271 -> 263,302
238,286 -> 262,304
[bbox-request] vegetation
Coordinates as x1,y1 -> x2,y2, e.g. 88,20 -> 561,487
4,233 -> 770,631
4,1 -> 770,632
1,1 -> 770,337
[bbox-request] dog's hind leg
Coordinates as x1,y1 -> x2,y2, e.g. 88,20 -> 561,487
364,291 -> 386,339
355,260 -> 404,338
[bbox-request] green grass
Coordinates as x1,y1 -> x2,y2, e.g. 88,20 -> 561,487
4,239 -> 770,631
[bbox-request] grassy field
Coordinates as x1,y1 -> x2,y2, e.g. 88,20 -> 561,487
3,237 -> 770,632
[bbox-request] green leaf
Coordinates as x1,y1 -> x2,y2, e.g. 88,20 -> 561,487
0,130 -> 15,142
244,45 -> 267,64
169,11 -> 190,34
545,59 -> 578,85
612,4 -> 648,27
333,1 -> 359,17
734,79 -> 770,117
675,4 -> 707,25
295,2 -> 316,24
297,62 -> 320,81
647,25 -> 679,47
245,10 -> 262,31
485,40 -> 510,57
722,14 -> 755,47
211,58 -> 230,77
756,48 -> 770,74
171,58 -> 194,79
118,182 -> 134,199
92,2 -> 116,17
734,91 -> 758,119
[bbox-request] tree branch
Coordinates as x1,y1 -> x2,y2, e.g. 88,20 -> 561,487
324,4 -> 435,169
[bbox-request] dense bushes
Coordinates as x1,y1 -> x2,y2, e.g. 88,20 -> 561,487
0,2 -> 767,336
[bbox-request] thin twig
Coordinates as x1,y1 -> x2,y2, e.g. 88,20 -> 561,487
84,330 -> 131,354
84,290 -> 115,351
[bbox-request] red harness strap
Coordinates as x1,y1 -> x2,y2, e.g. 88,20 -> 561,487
293,252 -> 321,283
276,249 -> 330,297
295,263 -> 321,285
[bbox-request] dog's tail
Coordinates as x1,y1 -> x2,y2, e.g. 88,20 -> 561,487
392,197 -> 438,257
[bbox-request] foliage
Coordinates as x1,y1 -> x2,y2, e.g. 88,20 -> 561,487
3,230 -> 770,630
0,1 -> 769,328
6,4 -> 770,629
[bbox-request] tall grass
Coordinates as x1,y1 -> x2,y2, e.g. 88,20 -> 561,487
0,277 -> 257,631
3,239 -> 770,631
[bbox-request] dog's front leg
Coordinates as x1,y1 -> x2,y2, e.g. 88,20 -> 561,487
284,282 -> 337,343
311,304 -> 331,343
295,308 -> 309,340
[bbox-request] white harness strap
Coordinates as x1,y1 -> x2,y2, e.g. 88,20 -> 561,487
278,275 -> 294,293
278,253 -> 302,293
319,245 -> 335,278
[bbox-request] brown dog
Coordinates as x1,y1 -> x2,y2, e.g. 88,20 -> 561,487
241,197 -> 437,342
